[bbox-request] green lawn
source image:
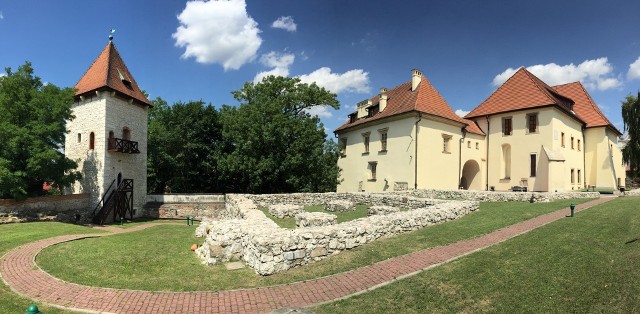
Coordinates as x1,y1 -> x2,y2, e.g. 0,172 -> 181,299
0,222 -> 104,314
37,198 -> 592,292
259,204 -> 370,228
315,196 -> 640,313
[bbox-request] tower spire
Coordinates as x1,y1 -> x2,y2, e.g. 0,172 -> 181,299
109,29 -> 116,41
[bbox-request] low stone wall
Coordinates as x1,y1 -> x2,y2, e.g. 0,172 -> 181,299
0,194 -> 91,224
196,193 -> 478,275
623,188 -> 640,196
143,194 -> 226,220
410,189 -> 600,202
146,194 -> 225,203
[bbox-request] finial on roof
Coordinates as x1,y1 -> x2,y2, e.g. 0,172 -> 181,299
109,29 -> 116,41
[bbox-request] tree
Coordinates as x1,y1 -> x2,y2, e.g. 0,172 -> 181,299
622,91 -> 640,178
147,98 -> 222,193
218,75 -> 341,193
0,62 -> 81,199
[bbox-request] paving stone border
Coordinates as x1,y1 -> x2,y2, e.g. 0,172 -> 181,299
196,193 -> 478,275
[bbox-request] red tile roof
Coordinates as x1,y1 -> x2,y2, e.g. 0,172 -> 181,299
75,41 -> 152,107
334,74 -> 484,135
465,67 -> 575,119
553,82 -> 621,134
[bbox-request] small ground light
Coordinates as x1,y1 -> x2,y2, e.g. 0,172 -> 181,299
569,203 -> 576,217
25,304 -> 42,314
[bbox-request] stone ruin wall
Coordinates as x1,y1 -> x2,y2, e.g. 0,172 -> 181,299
196,192 -> 478,275
409,189 -> 601,202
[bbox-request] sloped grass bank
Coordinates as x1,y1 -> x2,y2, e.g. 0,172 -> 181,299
316,196 -> 640,313
37,199 -> 591,292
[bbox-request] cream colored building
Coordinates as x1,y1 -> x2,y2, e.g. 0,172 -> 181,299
335,68 -> 624,192
335,69 -> 485,192
65,39 -> 152,218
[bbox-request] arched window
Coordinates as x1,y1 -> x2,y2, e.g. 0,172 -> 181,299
89,132 -> 95,150
502,144 -> 511,179
122,127 -> 131,140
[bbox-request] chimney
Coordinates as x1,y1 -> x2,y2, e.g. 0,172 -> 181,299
411,69 -> 422,91
379,87 -> 388,112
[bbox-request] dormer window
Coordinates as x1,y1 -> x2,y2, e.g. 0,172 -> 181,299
367,105 -> 380,118
117,68 -> 133,90
348,113 -> 357,123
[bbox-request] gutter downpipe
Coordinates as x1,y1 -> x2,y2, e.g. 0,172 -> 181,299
458,127 -> 467,189
485,115 -> 490,191
582,126 -> 586,189
414,113 -> 423,190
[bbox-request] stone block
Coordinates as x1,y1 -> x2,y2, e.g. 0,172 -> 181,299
268,204 -> 303,219
295,212 -> 337,227
325,200 -> 355,212
368,205 -> 400,216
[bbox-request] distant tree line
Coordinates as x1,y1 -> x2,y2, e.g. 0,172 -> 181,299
147,76 -> 341,194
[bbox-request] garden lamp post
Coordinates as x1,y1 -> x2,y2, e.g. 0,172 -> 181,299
569,203 -> 576,217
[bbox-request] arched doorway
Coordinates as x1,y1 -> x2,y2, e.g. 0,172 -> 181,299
461,159 -> 482,190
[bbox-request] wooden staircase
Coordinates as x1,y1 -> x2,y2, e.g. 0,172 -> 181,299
92,179 -> 134,225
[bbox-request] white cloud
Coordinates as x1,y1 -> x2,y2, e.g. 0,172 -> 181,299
455,109 -> 470,117
493,58 -> 622,91
628,57 -> 640,80
253,51 -> 295,83
303,105 -> 333,118
173,0 -> 262,71
298,67 -> 370,94
271,16 -> 297,32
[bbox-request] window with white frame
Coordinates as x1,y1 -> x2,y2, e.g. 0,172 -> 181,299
368,161 -> 377,181
378,128 -> 388,152
442,134 -> 452,153
362,132 -> 370,154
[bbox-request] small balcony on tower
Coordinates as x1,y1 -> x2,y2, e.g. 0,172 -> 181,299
108,137 -> 140,154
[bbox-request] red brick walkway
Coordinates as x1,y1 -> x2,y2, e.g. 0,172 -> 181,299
0,197 -> 615,313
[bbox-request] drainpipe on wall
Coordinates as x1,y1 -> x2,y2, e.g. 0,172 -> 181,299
582,126 -> 586,188
485,115 -> 491,191
414,113 -> 422,190
458,127 -> 467,189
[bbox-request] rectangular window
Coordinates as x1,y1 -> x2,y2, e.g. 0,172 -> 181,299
530,154 -> 537,177
348,113 -> 356,123
442,134 -> 452,153
571,169 -> 575,184
502,117 -> 512,136
379,130 -> 388,152
367,105 -> 379,117
577,139 -> 581,151
527,113 -> 538,133
77,133 -> 82,143
339,138 -> 347,157
476,142 -> 479,150
362,132 -> 370,154
571,136 -> 574,149
561,132 -> 565,147
368,162 -> 377,181
578,169 -> 581,183
467,140 -> 471,148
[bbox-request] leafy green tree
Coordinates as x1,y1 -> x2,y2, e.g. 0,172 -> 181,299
147,98 -> 222,193
0,62 -> 81,199
218,75 -> 341,193
622,91 -> 640,178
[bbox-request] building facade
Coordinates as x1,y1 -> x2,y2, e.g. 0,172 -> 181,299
335,68 -> 624,192
65,40 -> 151,213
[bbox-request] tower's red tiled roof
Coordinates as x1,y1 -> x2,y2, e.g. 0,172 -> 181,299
553,82 -> 621,134
75,41 -> 152,107
465,67 -> 574,119
334,74 -> 484,135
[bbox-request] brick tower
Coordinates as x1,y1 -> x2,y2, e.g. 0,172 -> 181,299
65,38 -> 151,222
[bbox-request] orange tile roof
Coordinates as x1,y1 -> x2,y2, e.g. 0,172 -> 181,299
553,82 -> 621,134
465,67 -> 575,119
75,41 -> 152,107
334,74 -> 484,135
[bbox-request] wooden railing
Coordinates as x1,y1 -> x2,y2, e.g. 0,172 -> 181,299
108,137 -> 140,154
92,179 -> 134,225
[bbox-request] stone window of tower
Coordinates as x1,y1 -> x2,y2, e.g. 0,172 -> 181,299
77,133 -> 81,143
108,131 -> 115,150
89,132 -> 95,150
122,127 -> 131,140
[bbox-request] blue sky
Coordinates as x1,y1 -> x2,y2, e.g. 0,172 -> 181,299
1,0 -> 639,136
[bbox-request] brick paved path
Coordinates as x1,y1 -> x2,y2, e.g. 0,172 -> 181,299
0,197 -> 615,313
